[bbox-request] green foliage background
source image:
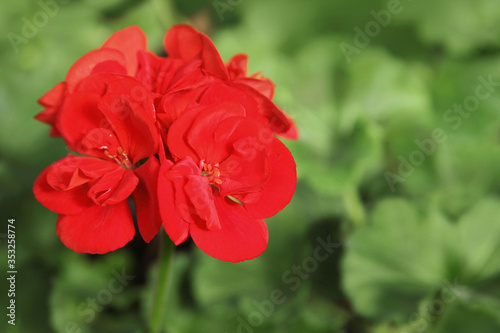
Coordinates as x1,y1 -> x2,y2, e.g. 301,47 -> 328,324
2,0 -> 500,332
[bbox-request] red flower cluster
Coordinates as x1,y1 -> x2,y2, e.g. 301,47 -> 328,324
33,25 -> 297,262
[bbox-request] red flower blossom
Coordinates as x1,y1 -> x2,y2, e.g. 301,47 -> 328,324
35,26 -> 147,136
157,103 -> 296,262
34,24 -> 297,260
33,74 -> 161,253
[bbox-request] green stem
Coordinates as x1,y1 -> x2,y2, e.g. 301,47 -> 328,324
149,232 -> 175,333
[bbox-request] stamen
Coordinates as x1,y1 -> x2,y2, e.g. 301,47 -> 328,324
103,150 -> 116,159
201,162 -> 222,186
104,148 -> 133,169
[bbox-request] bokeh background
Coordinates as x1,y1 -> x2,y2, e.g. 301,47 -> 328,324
2,0 -> 500,332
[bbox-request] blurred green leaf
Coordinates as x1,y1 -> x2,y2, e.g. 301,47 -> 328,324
343,198 -> 500,331
50,251 -> 137,333
397,0 -> 500,56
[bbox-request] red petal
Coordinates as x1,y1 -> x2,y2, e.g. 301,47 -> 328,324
136,51 -> 187,94
35,82 -> 67,136
163,24 -> 228,80
87,168 -> 138,206
46,159 -> 91,191
38,81 -> 67,107
98,78 -> 159,162
185,103 -> 246,163
164,25 -> 201,61
227,54 -> 276,99
199,82 -> 260,118
57,91 -> 107,152
77,155 -> 123,178
156,80 -> 209,129
226,53 -> 248,78
164,157 -> 201,224
280,118 -> 299,140
90,60 -> 128,76
199,82 -> 297,139
212,117 -> 272,195
70,72 -> 118,95
33,158 -> 93,215
136,51 -> 164,91
157,159 -> 190,245
185,175 -> 220,230
190,195 -> 268,262
101,26 -> 147,75
236,138 -> 296,219
167,107 -> 203,163
80,128 -> 121,159
65,48 -> 126,92
33,154 -> 139,218
213,115 -> 273,156
168,61 -> 211,94
56,201 -> 135,254
233,83 -> 295,137
218,138 -> 270,195
133,157 -> 162,243
197,82 -> 285,138
235,77 -> 275,100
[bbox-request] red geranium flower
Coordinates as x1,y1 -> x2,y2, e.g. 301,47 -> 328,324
34,24 -> 298,260
33,74 -> 161,253
157,103 -> 296,262
36,26 -> 147,136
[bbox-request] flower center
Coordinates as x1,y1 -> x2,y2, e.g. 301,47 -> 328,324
104,147 -> 133,169
201,161 -> 222,185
